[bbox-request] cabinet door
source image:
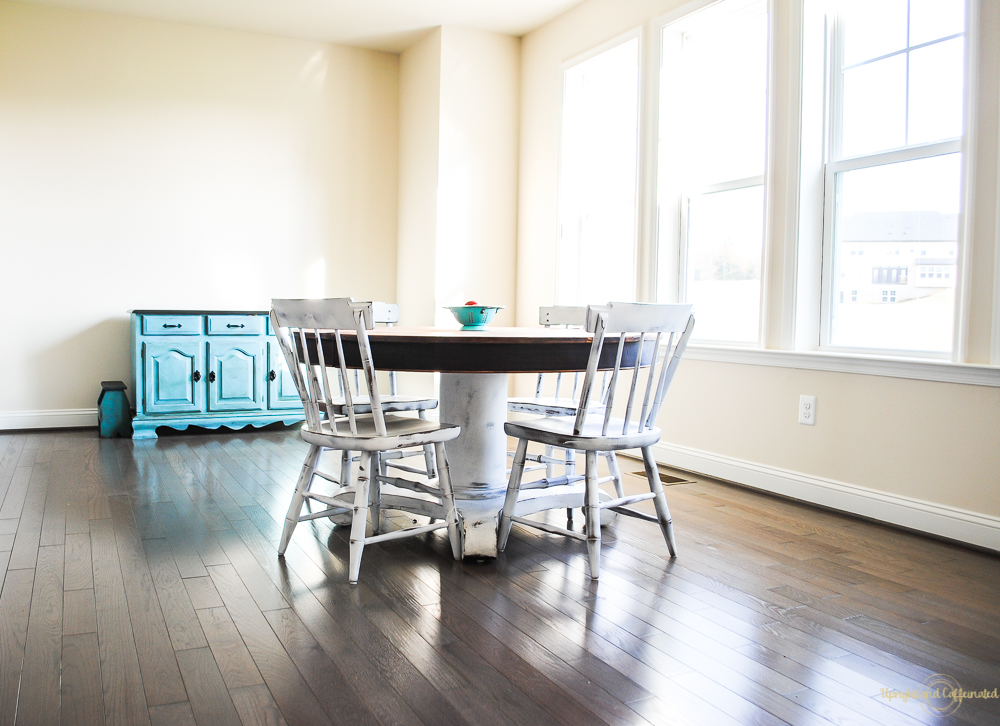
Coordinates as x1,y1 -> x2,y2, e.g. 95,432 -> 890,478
267,341 -> 303,410
143,341 -> 205,414
208,340 -> 265,412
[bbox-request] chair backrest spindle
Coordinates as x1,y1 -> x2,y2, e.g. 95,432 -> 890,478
572,302 -> 694,437
271,298 -> 385,438
536,305 -> 591,403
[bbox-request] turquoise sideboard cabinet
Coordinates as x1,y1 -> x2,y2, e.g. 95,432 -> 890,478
130,310 -> 304,439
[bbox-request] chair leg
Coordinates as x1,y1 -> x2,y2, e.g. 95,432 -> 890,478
433,442 -> 463,561
278,444 -> 322,556
340,450 -> 352,488
498,438 -> 529,552
606,451 -> 625,499
349,451 -> 373,584
419,410 -> 438,479
370,452 -> 382,535
564,447 -> 576,522
641,446 -> 677,557
584,451 -> 601,579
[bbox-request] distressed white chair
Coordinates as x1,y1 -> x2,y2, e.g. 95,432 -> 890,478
506,306 -> 622,521
499,302 -> 695,579
270,298 -> 462,584
333,302 -> 438,486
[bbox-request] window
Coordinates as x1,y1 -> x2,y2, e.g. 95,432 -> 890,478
823,0 -> 965,355
657,0 -> 768,344
555,36 -> 640,306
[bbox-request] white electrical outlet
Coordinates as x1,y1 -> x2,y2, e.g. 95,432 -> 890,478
798,395 -> 816,425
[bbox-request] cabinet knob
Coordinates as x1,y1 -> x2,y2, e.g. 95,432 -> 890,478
192,371 -> 201,382
268,370 -> 276,381
208,371 -> 217,383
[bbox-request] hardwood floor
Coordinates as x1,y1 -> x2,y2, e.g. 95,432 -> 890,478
0,427 -> 998,726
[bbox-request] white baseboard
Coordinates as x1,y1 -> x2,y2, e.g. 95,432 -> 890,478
646,441 -> 1000,553
0,408 -> 99,431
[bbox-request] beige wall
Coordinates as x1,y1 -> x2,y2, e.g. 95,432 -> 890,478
0,2 -> 398,416
519,0 -> 1000,519
397,26 -> 520,329
436,27 -> 520,327
397,28 -> 442,327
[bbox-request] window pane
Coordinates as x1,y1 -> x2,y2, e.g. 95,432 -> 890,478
657,0 -> 767,321
555,38 -> 639,306
829,154 -> 960,352
910,0 -> 964,46
841,0 -> 907,66
841,54 -> 906,157
686,186 -> 763,343
908,37 -> 964,145
673,7 -> 768,186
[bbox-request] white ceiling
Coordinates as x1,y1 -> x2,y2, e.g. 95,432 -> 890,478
18,0 -> 585,52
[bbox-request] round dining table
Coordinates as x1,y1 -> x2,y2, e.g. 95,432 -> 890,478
314,326 -> 649,557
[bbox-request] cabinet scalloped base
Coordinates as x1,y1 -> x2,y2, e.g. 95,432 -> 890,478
132,414 -> 304,439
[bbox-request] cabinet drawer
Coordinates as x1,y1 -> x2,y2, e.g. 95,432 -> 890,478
207,315 -> 264,335
142,315 -> 202,335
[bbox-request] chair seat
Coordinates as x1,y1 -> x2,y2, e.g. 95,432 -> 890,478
504,416 -> 661,451
301,414 -> 460,451
507,396 -> 604,417
321,394 -> 437,415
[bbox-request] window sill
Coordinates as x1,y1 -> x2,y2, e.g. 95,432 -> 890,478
684,345 -> 1000,387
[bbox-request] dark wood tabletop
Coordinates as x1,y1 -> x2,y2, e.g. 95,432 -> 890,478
306,326 -> 653,374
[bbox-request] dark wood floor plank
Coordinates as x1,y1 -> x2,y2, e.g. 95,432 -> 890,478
89,516 -> 152,726
228,521 -> 428,726
107,496 -> 187,706
175,647 -> 243,726
64,532 -> 94,591
183,576 -> 224,610
65,499 -> 90,536
163,445 -> 252,524
147,702 -> 197,726
264,607 -> 383,726
195,607 -> 264,690
0,568 -> 34,724
17,544 -> 65,724
39,452 -> 70,547
212,529 -> 289,612
206,564 -> 334,726
400,547 -> 657,725
7,464 -> 48,569
61,633 -> 105,726
152,501 -> 208,579
229,684 -> 289,726
237,524 -> 484,726
143,538 -> 209,651
138,445 -> 231,565
0,466 -> 32,520
64,587 -> 98,636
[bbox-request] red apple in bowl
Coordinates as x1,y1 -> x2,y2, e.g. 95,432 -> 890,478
464,300 -> 479,306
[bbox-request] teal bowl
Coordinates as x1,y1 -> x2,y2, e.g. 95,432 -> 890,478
446,305 -> 505,330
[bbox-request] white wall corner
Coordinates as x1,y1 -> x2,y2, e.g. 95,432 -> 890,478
649,440 -> 1000,554
0,409 -> 99,431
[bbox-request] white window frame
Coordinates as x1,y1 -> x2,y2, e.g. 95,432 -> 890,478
815,2 -> 969,360
552,0 -> 1000,386
654,0 -> 772,348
